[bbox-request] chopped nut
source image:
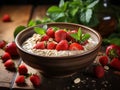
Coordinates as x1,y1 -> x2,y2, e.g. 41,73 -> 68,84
74,78 -> 81,84
104,66 -> 109,70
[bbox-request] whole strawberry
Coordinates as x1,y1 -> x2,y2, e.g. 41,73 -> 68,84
93,65 -> 105,78
4,59 -> 15,69
2,14 -> 11,22
30,74 -> 41,87
46,27 -> 55,38
41,35 -> 50,41
33,41 -> 46,49
66,30 -> 77,41
99,56 -> 109,66
5,41 -> 19,56
18,64 -> 28,75
56,40 -> 69,51
15,75 -> 25,85
0,40 -> 6,49
69,43 -> 84,50
55,30 -> 67,42
47,41 -> 57,50
110,58 -> 120,71
1,52 -> 11,63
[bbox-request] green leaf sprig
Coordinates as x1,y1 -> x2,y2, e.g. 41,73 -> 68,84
70,28 -> 91,43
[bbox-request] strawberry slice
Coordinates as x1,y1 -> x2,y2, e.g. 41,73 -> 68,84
46,27 -> 55,38
0,40 -> 6,49
55,30 -> 67,42
33,41 -> 46,49
56,40 -> 69,51
69,43 -> 84,50
110,58 -> 120,71
47,41 -> 57,50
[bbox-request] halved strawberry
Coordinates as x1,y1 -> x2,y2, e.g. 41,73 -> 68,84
33,41 -> 46,49
1,52 -> 11,63
56,40 -> 69,51
55,30 -> 67,42
41,35 -> 50,41
69,43 -> 84,50
46,27 -> 55,38
47,41 -> 57,50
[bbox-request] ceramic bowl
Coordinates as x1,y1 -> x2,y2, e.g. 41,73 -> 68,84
15,22 -> 102,78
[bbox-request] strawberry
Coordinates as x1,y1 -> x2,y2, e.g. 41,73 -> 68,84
106,44 -> 120,59
99,56 -> 109,66
5,41 -> 19,56
55,30 -> 67,42
41,35 -> 50,41
66,30 -> 77,41
0,40 -> 6,49
56,40 -> 69,51
46,27 -> 55,38
33,41 -> 46,49
18,64 -> 28,75
2,14 -> 11,22
1,52 -> 11,63
47,42 -> 57,50
93,65 -> 105,78
4,59 -> 15,69
15,75 -> 25,85
110,58 -> 120,71
69,43 -> 84,50
30,74 -> 41,87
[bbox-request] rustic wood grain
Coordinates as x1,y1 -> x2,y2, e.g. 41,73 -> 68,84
0,5 -> 32,42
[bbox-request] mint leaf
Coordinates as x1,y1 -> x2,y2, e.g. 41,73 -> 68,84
14,25 -> 26,38
28,20 -> 36,27
82,33 -> 91,42
34,27 -> 46,35
59,0 -> 65,8
87,0 -> 99,8
86,9 -> 92,23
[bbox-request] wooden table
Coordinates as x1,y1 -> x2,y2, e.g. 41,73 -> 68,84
0,5 -> 120,90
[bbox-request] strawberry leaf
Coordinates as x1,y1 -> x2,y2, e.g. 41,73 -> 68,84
34,27 -> 46,35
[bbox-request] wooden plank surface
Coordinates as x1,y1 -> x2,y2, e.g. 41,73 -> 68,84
0,5 -> 32,41
0,5 -> 32,89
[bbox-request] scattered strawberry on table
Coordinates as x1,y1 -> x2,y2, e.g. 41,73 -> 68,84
2,14 -> 11,22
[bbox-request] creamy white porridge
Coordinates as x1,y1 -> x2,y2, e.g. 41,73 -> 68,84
22,34 -> 98,57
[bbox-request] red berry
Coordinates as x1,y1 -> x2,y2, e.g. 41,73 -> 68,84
55,30 -> 67,42
41,35 -> 50,41
33,41 -> 46,49
69,43 -> 84,50
46,27 -> 55,38
66,30 -> 77,41
0,40 -> 6,49
110,58 -> 120,71
18,64 -> 28,75
94,65 -> 105,78
5,41 -> 19,56
56,40 -> 69,51
4,59 -> 15,69
1,52 -> 11,63
2,14 -> 11,22
30,74 -> 41,87
15,75 -> 25,85
99,56 -> 109,66
47,42 -> 57,50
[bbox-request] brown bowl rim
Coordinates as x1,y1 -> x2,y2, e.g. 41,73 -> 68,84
15,22 -> 102,59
